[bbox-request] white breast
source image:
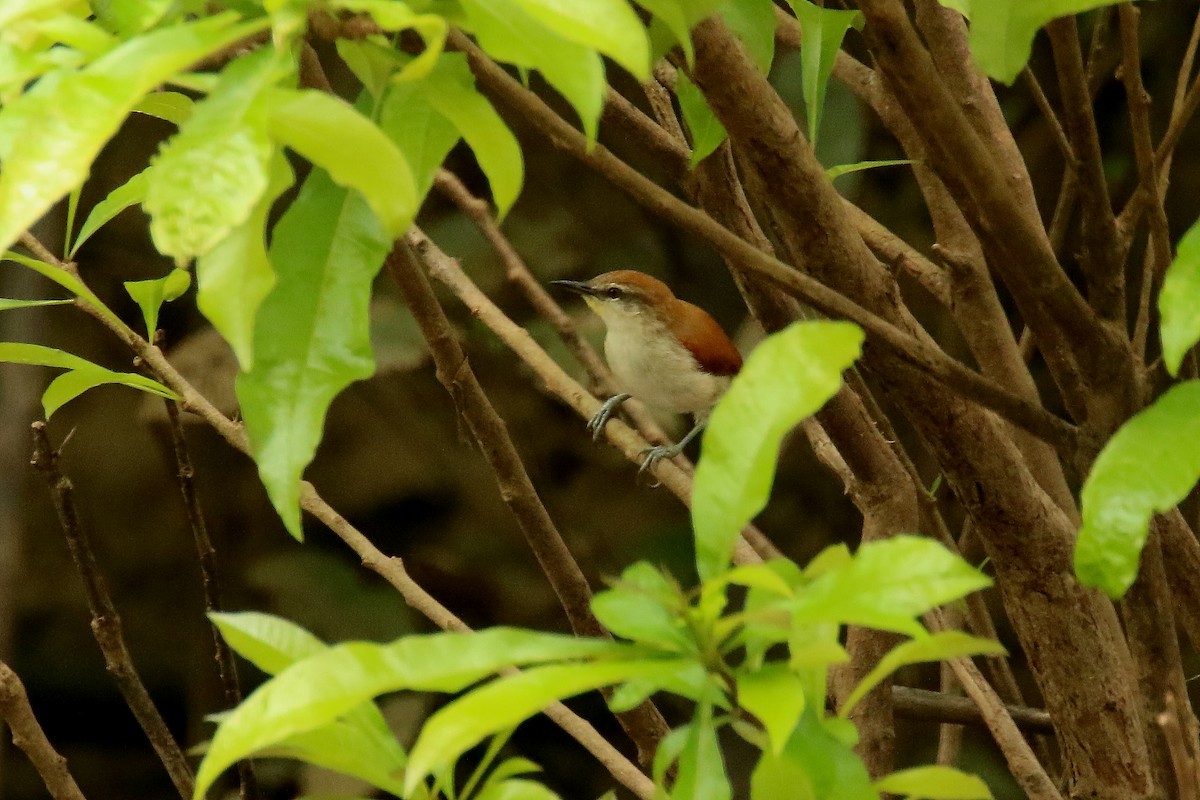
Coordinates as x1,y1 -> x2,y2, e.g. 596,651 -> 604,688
603,310 -> 731,417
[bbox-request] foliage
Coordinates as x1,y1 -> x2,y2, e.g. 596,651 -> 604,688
193,319 -> 999,799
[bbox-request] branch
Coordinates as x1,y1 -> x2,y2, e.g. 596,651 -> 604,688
17,233 -> 659,800
1021,66 -> 1076,165
1158,692 -> 1200,800
1119,5 -> 1174,363
449,30 -> 1079,453
381,239 -> 672,765
0,661 -> 87,800
926,611 -> 1064,800
161,397 -> 258,800
405,226 -> 777,564
29,423 -> 195,800
1046,17 -> 1125,324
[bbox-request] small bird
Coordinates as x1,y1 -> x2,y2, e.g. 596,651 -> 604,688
552,270 -> 742,473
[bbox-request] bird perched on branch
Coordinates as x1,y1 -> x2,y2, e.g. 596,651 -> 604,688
552,270 -> 742,473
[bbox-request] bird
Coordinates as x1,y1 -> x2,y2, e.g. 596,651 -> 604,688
552,270 -> 742,474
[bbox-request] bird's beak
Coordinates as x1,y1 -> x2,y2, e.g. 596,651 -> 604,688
551,279 -> 599,297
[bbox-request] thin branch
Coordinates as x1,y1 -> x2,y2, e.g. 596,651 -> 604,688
926,611 -> 1064,800
1021,66 -> 1076,165
0,661 -> 87,800
405,226 -> 777,564
1158,692 -> 1200,800
1046,17 -> 1125,324
29,422 -> 195,800
162,397 -> 258,800
382,238 -> 672,766
1119,5 -> 1174,364
18,233 -> 658,800
449,30 -> 1080,454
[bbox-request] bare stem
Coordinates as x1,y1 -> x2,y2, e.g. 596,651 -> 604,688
0,661 -> 87,800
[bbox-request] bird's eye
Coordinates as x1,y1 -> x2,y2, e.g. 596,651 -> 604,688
606,286 -> 624,299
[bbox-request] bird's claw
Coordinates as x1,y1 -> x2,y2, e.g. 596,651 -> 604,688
638,443 -> 681,476
587,393 -> 632,441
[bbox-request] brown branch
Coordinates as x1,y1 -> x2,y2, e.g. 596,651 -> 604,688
1046,17 -> 1125,324
405,225 -> 777,564
926,612 -> 1064,800
0,661 -> 87,800
1158,692 -> 1200,800
162,397 -> 258,800
382,238 -> 672,766
1021,66 -> 1076,165
29,422 -> 195,800
449,29 -> 1079,454
18,233 -> 658,800
1119,4 -> 1174,365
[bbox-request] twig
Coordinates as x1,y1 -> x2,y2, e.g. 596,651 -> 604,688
926,611 -> 1064,800
1046,17 -> 1124,324
29,423 -> 195,800
891,686 -> 1053,735
1158,692 -> 1200,800
1021,66 -> 1076,165
162,397 -> 258,800
19,233 -> 658,800
382,238 -> 672,766
449,30 -> 1080,454
0,661 -> 87,800
1119,4 -> 1173,363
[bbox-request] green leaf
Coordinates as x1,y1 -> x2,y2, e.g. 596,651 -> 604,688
404,659 -> 691,795
337,38 -> 405,98
1075,380 -> 1200,598
692,320 -> 863,581
2,250 -> 122,329
720,0 -> 777,73
590,562 -> 691,651
70,167 -> 151,257
398,51 -> 524,216
750,711 -> 878,800
840,631 -> 1005,718
268,88 -> 418,237
0,342 -> 175,417
509,0 -> 649,79
874,766 -> 993,799
672,697 -> 731,800
195,629 -> 633,798
475,779 -> 561,800
825,159 -> 915,181
376,72 -> 461,200
0,13 -> 269,256
235,166 -> 391,538
145,48 -> 291,263
92,0 -> 174,35
674,71 -> 727,166
259,717 -> 408,795
334,0 -> 449,81
955,0 -> 1125,84
792,536 -> 991,635
787,1 -> 861,147
124,267 -> 191,337
1159,215 -> 1200,376
0,298 -> 72,310
196,150 -> 294,370
132,90 -> 194,125
209,611 -> 327,676
736,664 -> 806,755
459,0 -> 606,142
637,0 -> 695,64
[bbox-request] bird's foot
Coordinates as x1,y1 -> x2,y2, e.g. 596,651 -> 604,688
638,442 -> 683,476
587,393 -> 632,441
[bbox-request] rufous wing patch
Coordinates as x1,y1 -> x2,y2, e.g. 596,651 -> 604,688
670,300 -> 742,376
